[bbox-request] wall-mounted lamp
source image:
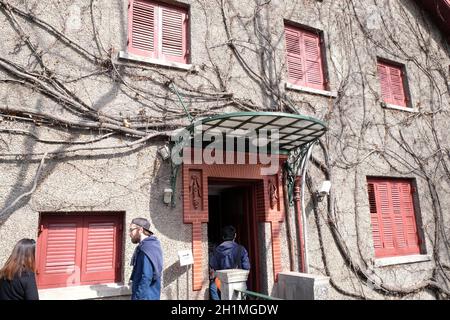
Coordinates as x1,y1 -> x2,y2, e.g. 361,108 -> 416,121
315,180 -> 331,202
163,188 -> 173,205
158,145 -> 170,160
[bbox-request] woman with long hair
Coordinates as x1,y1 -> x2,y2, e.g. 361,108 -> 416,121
0,238 -> 39,300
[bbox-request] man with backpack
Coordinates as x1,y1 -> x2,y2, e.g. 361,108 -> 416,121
209,225 -> 251,300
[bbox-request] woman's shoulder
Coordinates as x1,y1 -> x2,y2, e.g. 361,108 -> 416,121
17,271 -> 36,287
18,271 -> 36,281
21,270 -> 36,276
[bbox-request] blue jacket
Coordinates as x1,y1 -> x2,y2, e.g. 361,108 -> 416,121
210,241 -> 250,271
130,236 -> 163,300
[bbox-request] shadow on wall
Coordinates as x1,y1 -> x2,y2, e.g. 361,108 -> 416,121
401,0 -> 450,46
148,152 -> 197,299
148,150 -> 187,242
0,104 -> 147,228
0,0 -> 132,227
163,260 -> 186,299
147,149 -> 236,300
163,260 -> 211,300
259,222 -> 269,296
267,193 -> 315,298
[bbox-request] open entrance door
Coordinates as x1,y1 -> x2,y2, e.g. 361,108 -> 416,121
208,179 -> 260,292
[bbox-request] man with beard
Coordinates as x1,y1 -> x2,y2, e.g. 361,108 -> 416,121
129,217 -> 163,300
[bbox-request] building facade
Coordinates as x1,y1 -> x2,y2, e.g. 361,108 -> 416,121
0,0 -> 449,299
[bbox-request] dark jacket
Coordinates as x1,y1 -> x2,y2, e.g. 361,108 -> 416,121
210,241 -> 250,271
130,236 -> 163,300
0,271 -> 39,300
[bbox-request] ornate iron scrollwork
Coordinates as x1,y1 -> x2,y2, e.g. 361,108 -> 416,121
283,142 -> 315,206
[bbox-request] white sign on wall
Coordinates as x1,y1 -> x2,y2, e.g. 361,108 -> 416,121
178,249 -> 194,266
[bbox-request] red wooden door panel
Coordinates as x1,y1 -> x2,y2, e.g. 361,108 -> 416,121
80,216 -> 122,283
37,214 -> 123,288
37,216 -> 83,288
213,182 -> 260,292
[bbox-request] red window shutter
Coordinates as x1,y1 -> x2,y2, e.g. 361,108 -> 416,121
285,27 -> 304,85
37,213 -> 123,289
377,182 -> 395,251
80,216 -> 122,284
400,182 -> 420,253
377,61 -> 407,107
128,0 -> 157,58
377,63 -> 392,103
368,183 -> 383,250
391,183 -> 407,248
303,32 -> 324,89
368,178 -> 421,258
160,6 -> 188,63
389,66 -> 406,107
285,25 -> 325,89
37,216 -> 83,288
128,0 -> 188,63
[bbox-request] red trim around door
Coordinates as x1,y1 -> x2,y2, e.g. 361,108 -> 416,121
182,148 -> 286,291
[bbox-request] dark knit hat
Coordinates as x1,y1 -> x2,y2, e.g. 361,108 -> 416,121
131,217 -> 152,233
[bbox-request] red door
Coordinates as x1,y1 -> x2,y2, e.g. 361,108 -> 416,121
37,213 -> 123,288
37,216 -> 83,288
80,215 -> 122,283
214,183 -> 260,292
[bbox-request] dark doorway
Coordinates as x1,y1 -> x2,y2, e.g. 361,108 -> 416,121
208,179 -> 260,292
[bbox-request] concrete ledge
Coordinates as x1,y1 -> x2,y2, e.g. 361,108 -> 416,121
216,269 -> 250,283
118,51 -> 193,71
38,283 -> 131,300
275,272 -> 330,300
285,82 -> 337,98
216,269 -> 249,300
381,103 -> 419,113
375,254 -> 431,267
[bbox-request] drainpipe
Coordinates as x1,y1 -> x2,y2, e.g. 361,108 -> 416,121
293,178 -> 305,273
297,143 -> 315,274
283,175 -> 295,272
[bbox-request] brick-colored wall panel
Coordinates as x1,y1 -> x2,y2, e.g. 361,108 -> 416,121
183,152 -> 288,290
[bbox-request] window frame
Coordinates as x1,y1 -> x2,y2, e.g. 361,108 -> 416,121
284,22 -> 328,91
36,213 -> 124,289
127,0 -> 190,64
376,58 -> 411,109
366,177 -> 423,259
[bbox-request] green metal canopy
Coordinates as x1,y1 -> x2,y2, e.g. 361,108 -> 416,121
185,111 -> 327,154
